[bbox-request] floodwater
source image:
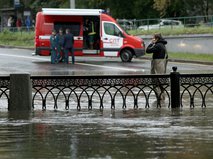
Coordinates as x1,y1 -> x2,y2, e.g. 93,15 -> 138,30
0,106 -> 213,159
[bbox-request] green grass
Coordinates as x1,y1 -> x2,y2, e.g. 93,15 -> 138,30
0,29 -> 34,48
169,52 -> 213,62
128,26 -> 213,36
144,52 -> 213,63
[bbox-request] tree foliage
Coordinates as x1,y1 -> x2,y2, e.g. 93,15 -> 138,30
0,0 -> 13,8
6,0 -> 213,19
28,0 -> 69,13
182,0 -> 213,16
133,0 -> 158,19
153,0 -> 170,17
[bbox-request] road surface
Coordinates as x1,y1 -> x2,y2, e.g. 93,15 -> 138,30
142,34 -> 213,54
0,48 -> 212,76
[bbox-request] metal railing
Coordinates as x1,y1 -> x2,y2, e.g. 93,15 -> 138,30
117,15 -> 213,31
0,70 -> 212,110
31,74 -> 171,110
180,74 -> 213,108
0,76 -> 10,108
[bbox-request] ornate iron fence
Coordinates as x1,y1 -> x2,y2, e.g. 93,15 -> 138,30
0,76 -> 10,107
31,75 -> 170,110
31,72 -> 213,110
180,74 -> 213,108
0,72 -> 212,110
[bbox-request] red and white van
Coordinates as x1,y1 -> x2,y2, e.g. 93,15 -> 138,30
35,8 -> 145,62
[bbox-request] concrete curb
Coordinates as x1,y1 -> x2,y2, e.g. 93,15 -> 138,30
0,45 -> 34,50
0,45 -> 213,65
141,57 -> 213,65
140,34 -> 213,40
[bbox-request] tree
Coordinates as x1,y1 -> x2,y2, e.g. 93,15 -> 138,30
153,0 -> 213,18
76,0 -> 106,9
153,0 -> 170,17
166,0 -> 186,17
133,0 -> 158,19
183,0 -> 213,16
0,0 -> 13,8
29,0 -> 69,13
77,0 -> 134,19
13,0 -> 213,20
107,0 -> 134,18
17,0 -> 157,19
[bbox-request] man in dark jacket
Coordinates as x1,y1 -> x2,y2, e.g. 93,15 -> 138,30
146,33 -> 168,100
57,28 -> 65,62
63,28 -> 74,64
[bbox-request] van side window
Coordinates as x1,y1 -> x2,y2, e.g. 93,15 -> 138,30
104,23 -> 121,37
54,22 -> 80,36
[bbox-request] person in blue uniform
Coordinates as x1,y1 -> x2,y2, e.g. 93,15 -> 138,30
50,30 -> 59,64
63,28 -> 74,64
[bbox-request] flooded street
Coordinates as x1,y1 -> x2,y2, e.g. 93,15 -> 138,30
0,107 -> 213,159
0,48 -> 212,158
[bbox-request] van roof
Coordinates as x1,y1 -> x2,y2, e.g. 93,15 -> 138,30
42,8 -> 104,16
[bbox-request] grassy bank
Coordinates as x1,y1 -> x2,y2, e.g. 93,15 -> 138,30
2,26 -> 213,47
128,26 -> 213,36
0,29 -> 34,48
144,52 -> 213,63
168,52 -> 213,62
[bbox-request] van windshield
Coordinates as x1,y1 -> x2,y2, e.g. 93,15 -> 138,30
115,22 -> 129,35
54,22 -> 80,36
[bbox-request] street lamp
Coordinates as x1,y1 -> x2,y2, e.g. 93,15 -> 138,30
70,0 -> 75,9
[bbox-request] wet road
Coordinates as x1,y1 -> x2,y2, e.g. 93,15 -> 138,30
0,48 -> 212,75
142,34 -> 213,54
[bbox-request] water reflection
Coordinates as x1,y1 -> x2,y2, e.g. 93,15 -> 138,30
0,108 -> 213,159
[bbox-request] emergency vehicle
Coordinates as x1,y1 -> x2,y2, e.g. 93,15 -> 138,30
35,8 -> 145,62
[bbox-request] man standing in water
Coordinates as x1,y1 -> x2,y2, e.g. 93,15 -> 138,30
146,33 -> 168,100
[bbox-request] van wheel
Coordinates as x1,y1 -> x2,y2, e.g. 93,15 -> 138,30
120,49 -> 133,62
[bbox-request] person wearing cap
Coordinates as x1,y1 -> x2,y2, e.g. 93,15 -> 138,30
50,30 -> 59,64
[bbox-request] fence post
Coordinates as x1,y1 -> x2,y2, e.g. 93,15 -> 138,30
170,67 -> 180,108
9,74 -> 32,111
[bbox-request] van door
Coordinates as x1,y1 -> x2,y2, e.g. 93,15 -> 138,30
102,22 -> 123,57
83,16 -> 100,55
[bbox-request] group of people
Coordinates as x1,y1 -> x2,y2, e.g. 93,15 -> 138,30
50,28 -> 74,64
50,18 -> 97,64
7,15 -> 33,31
